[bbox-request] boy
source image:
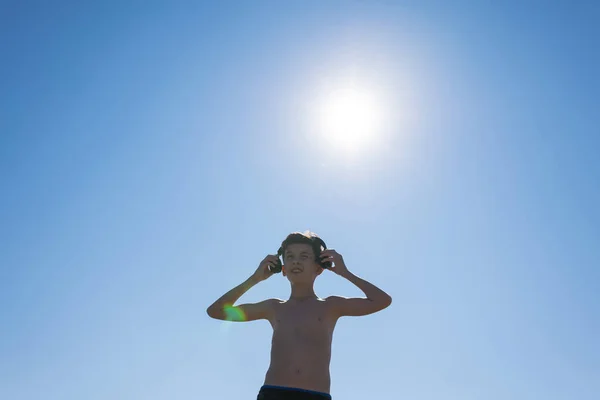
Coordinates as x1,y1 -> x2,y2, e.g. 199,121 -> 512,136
206,232 -> 392,399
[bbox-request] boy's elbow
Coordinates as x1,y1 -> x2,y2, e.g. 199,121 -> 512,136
381,294 -> 392,309
206,305 -> 222,319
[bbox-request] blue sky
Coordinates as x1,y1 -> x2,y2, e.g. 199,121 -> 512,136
1,1 -> 598,399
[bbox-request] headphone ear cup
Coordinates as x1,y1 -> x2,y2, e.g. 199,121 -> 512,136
271,259 -> 282,273
315,238 -> 332,269
321,258 -> 332,269
269,247 -> 283,273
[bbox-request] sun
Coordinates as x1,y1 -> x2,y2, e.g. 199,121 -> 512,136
314,85 -> 386,154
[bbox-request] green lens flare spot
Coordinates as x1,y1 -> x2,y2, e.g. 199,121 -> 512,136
223,305 -> 246,321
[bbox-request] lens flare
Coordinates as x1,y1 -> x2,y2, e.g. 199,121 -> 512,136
223,304 -> 247,321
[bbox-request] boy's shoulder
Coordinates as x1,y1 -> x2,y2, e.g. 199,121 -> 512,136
262,297 -> 286,310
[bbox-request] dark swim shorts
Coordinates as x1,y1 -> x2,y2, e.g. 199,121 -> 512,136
257,385 -> 332,400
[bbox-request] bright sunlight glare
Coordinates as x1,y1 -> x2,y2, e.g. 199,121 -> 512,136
314,85 -> 386,155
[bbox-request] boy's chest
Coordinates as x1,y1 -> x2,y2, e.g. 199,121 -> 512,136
271,302 -> 335,338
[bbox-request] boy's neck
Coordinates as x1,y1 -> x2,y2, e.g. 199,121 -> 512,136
288,283 -> 317,301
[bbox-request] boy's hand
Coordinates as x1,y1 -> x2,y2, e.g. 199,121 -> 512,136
251,255 -> 278,282
320,249 -> 350,277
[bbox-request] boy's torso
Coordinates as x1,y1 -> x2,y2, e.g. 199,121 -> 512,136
264,298 -> 338,394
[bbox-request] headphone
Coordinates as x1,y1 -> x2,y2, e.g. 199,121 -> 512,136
269,237 -> 331,273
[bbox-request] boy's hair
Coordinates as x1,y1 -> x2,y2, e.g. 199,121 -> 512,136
277,231 -> 331,269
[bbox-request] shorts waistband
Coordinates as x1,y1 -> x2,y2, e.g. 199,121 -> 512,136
260,385 -> 332,399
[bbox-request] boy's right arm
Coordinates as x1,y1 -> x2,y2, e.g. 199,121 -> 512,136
206,255 -> 279,322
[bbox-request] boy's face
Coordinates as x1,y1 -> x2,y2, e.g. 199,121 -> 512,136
282,243 -> 324,282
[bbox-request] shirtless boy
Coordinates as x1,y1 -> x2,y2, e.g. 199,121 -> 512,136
206,232 -> 392,399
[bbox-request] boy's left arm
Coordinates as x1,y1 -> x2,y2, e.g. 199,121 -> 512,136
321,249 -> 392,317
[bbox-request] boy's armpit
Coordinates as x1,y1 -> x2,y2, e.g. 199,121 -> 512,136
326,295 -> 389,317
216,298 -> 277,322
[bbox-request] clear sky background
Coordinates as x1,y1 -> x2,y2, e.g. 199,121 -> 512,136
1,1 -> 598,399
